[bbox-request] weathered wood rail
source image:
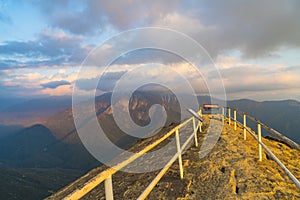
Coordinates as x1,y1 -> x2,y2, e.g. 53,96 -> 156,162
225,107 -> 300,189
47,107 -> 300,199
46,111 -> 203,200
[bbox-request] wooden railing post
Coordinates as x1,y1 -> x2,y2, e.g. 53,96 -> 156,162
175,129 -> 184,179
192,117 -> 198,147
199,107 -> 203,117
105,175 -> 114,200
48,109 -> 300,199
243,114 -> 247,140
199,121 -> 202,133
222,107 -> 225,123
258,123 -> 262,161
228,108 -> 231,125
197,110 -> 202,133
234,110 -> 237,131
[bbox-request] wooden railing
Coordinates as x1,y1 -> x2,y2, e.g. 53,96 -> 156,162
47,107 -> 300,200
224,107 -> 300,189
46,111 -> 203,200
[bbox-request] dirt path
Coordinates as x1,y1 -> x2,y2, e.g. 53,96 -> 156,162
47,115 -> 300,199
178,116 -> 300,199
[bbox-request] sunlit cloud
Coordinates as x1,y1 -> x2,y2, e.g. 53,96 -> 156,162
41,84 -> 73,96
0,1 -> 300,101
41,80 -> 71,89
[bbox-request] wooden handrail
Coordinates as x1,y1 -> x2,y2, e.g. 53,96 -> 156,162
234,109 -> 300,151
48,107 -> 300,199
227,108 -> 300,189
46,116 -> 196,200
237,120 -> 300,189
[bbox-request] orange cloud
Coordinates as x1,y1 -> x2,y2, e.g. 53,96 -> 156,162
41,84 -> 73,96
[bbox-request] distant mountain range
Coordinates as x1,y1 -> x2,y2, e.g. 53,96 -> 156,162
0,167 -> 82,200
0,97 -> 27,111
0,124 -> 24,139
0,91 -> 181,170
0,96 -> 72,126
0,92 -> 299,200
0,124 -> 99,170
1,93 -> 299,169
227,99 -> 300,144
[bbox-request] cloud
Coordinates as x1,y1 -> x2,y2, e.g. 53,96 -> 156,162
112,48 -> 183,66
0,71 -> 5,76
0,13 -> 10,23
0,2 -> 11,24
16,72 -> 43,82
76,70 -> 126,92
41,80 -> 71,89
74,62 -> 209,97
219,65 -> 300,94
2,0 -> 298,72
41,84 -> 72,96
2,1 -> 300,101
0,67 -> 79,97
0,30 -> 91,69
284,66 -> 300,72
0,81 -> 43,98
181,0 -> 300,58
33,0 -> 179,35
32,0 -> 300,59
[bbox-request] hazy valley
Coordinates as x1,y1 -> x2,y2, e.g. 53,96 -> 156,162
0,92 -> 299,199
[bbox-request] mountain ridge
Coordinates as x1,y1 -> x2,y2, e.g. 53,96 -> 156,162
0,93 -> 299,200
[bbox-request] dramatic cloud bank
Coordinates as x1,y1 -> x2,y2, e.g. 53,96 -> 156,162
41,80 -> 71,89
0,0 -> 299,100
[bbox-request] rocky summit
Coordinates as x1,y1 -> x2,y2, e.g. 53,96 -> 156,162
47,115 -> 300,200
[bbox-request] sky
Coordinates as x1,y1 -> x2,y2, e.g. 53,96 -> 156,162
0,0 -> 300,101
